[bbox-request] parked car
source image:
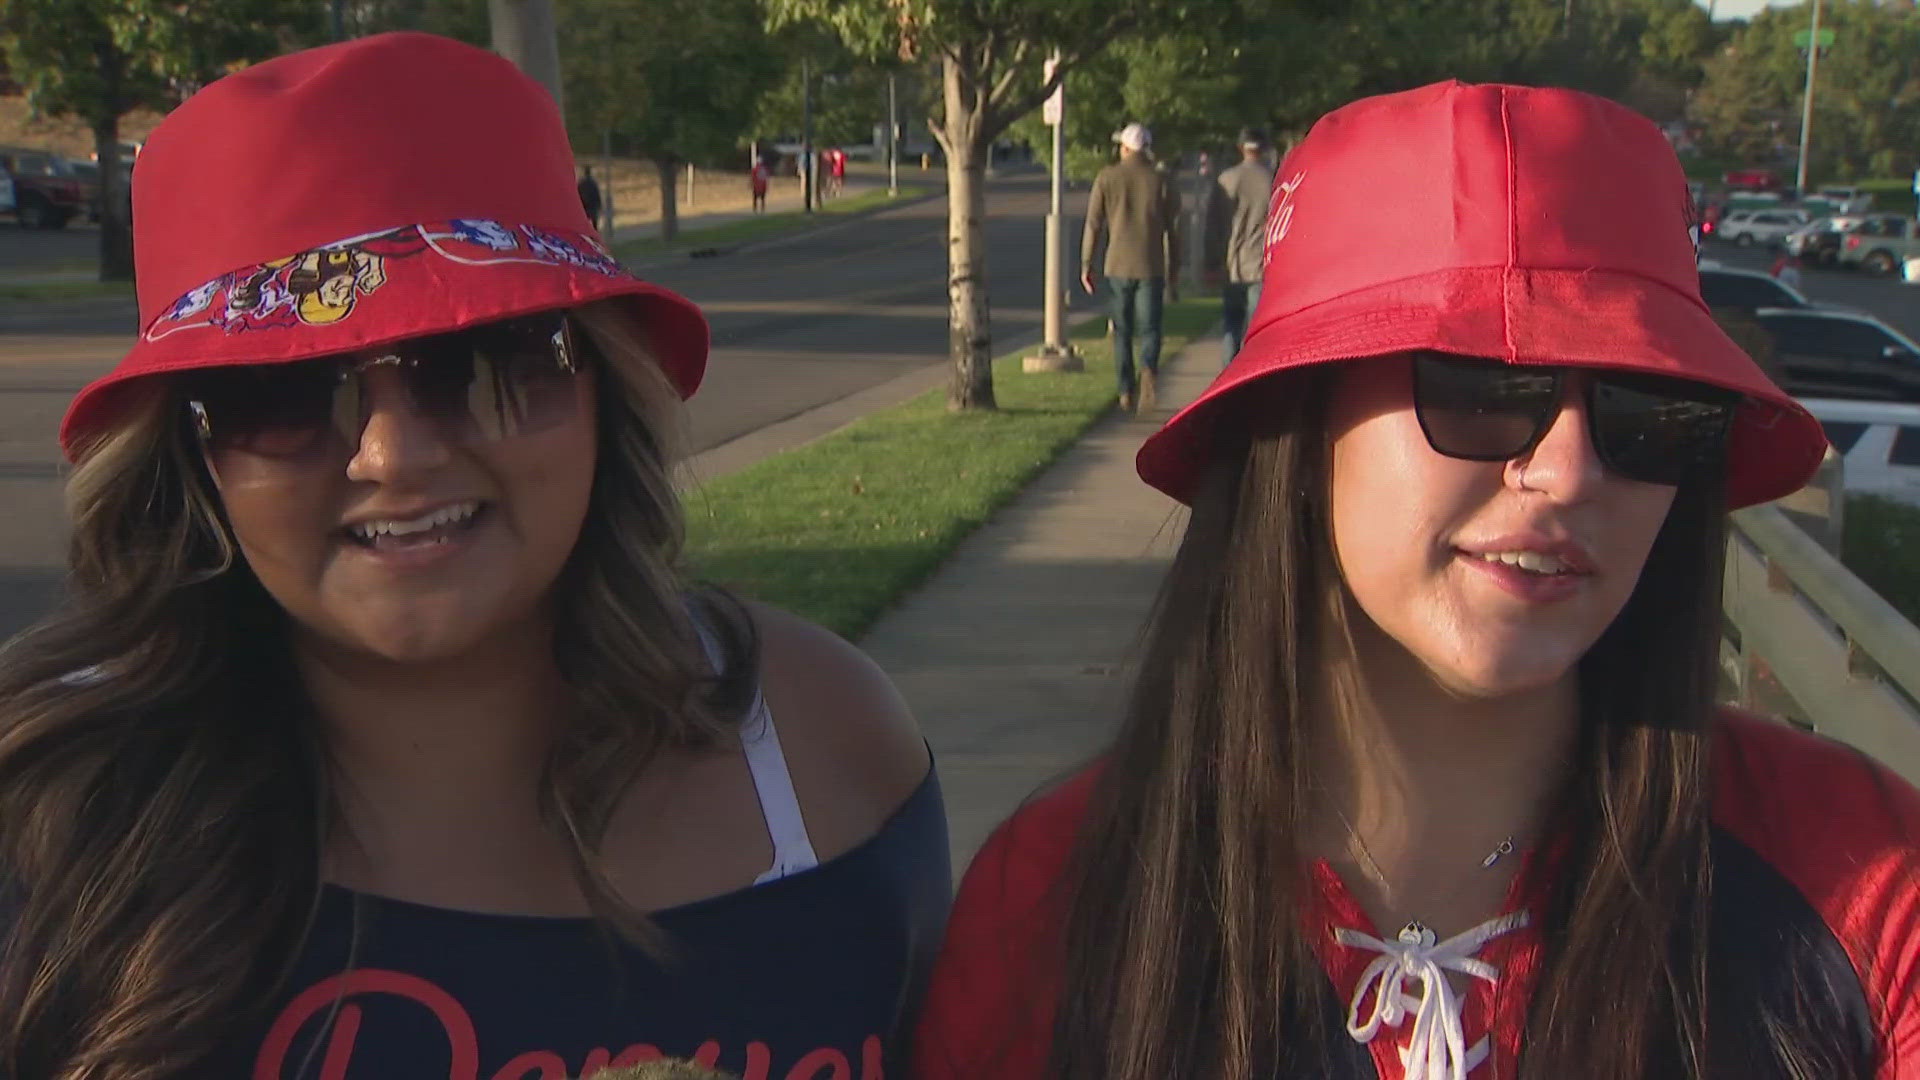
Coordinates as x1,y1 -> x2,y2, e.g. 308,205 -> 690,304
1698,261 -> 1814,311
1835,214 -> 1920,275
1755,307 -> 1920,402
0,147 -> 84,229
1715,207 -> 1809,247
64,158 -> 132,224
1784,217 -> 1843,265
1811,185 -> 1874,214
1724,167 -> 1783,191
1798,397 -> 1920,508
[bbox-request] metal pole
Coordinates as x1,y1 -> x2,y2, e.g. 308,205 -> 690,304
1045,70 -> 1066,351
1796,0 -> 1823,196
802,56 -> 815,214
489,0 -> 564,115
1024,52 -> 1080,373
887,73 -> 899,197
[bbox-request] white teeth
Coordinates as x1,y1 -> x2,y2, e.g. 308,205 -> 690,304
350,501 -> 480,541
1478,550 -> 1571,574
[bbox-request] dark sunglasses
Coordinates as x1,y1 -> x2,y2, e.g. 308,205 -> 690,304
183,313 -> 584,460
1411,353 -> 1738,487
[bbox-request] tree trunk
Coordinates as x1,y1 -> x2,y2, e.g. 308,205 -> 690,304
942,61 -> 995,411
93,117 -> 135,283
91,43 -> 134,284
656,157 -> 679,243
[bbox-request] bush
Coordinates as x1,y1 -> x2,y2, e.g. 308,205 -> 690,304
1842,493 -> 1920,626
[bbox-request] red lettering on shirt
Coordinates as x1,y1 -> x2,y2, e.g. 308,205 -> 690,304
251,969 -> 883,1079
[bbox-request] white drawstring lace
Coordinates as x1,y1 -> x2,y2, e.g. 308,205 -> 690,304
1333,911 -> 1528,1080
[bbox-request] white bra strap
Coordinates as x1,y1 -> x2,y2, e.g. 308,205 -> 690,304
687,611 -> 820,885
741,693 -> 820,884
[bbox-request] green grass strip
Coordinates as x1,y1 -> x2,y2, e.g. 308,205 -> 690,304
615,185 -> 930,260
684,297 -> 1218,638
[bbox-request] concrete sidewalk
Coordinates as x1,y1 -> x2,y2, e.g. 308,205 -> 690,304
860,333 -> 1222,873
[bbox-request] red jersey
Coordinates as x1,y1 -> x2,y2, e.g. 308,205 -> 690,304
913,712 -> 1920,1078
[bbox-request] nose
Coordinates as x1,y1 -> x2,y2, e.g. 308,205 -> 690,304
343,367 -> 453,482
1506,379 -> 1605,503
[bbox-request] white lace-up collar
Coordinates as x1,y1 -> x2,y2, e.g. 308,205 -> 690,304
1333,911 -> 1529,1080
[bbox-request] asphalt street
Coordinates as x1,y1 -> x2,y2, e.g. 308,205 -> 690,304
0,171 -> 1096,638
1703,239 -> 1920,340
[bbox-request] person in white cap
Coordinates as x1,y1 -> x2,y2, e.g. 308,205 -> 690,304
1081,121 -> 1182,413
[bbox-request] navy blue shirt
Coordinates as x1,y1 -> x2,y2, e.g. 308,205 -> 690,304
228,769 -> 949,1080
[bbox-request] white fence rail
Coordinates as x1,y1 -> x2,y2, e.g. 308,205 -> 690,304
1722,504 -> 1920,786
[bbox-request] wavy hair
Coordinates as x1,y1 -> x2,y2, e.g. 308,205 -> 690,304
0,298 -> 756,1079
1046,370 -> 1866,1077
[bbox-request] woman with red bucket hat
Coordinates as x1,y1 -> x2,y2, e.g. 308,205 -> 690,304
914,82 -> 1919,1079
0,33 -> 949,1079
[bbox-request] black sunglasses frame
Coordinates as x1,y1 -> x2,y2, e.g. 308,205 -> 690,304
1410,353 -> 1740,487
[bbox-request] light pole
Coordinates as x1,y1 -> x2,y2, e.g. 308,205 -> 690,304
1795,0 -> 1824,196
802,56 -> 815,214
1024,53 -> 1081,373
887,73 -> 899,198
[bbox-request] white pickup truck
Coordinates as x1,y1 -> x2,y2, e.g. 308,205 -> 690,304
1836,214 -> 1920,275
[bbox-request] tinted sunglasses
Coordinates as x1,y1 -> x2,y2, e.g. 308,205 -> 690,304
183,313 -> 583,461
1410,353 -> 1738,487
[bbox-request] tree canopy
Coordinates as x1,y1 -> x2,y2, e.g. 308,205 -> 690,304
0,0 -> 320,279
1693,0 -> 1920,182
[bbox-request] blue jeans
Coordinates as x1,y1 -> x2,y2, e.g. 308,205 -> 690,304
1108,277 -> 1164,398
1221,280 -> 1261,367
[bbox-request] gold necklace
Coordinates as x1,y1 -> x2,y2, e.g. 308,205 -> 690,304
1333,807 -> 1516,947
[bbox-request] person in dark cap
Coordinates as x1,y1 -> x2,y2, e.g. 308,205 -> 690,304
1204,125 -> 1276,367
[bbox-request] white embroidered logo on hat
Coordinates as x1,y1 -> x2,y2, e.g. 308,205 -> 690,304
1262,170 -> 1306,267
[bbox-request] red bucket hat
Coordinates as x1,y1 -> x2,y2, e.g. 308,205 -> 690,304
59,31 -> 708,459
1136,81 -> 1826,511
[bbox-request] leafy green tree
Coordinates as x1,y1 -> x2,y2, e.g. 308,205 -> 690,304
0,0 -> 321,281
335,0 -> 490,43
1693,0 -> 1920,182
767,0 -> 1240,411
560,0 -> 778,240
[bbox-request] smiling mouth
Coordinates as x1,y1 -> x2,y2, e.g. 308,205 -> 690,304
343,501 -> 489,551
1467,549 -> 1580,577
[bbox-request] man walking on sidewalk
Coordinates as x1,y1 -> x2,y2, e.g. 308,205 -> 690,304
1082,122 -> 1181,413
1205,126 -> 1275,366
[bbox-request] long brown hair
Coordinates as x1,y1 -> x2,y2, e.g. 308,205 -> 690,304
1048,368 -> 1764,1077
0,299 -> 756,1079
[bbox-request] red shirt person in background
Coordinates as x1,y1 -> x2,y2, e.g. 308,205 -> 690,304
915,81 -> 1918,1080
750,158 -> 770,213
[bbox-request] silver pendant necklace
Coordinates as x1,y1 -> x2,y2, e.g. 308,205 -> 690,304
1334,807 -> 1516,948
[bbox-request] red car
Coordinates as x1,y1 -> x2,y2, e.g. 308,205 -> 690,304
0,147 -> 85,229
1723,168 -> 1783,192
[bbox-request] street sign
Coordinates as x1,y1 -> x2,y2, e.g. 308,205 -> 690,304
1042,56 -> 1062,126
1793,28 -> 1836,47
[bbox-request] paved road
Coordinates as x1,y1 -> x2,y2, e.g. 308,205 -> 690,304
0,171 -> 1097,638
1702,239 -> 1920,340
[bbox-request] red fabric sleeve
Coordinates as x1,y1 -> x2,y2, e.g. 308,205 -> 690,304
1713,710 -> 1920,1078
910,768 -> 1098,1080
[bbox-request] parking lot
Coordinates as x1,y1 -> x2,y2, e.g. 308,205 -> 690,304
1702,237 -> 1920,341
